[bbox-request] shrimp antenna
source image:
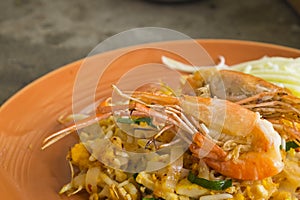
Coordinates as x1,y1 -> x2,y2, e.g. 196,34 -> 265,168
112,85 -> 151,107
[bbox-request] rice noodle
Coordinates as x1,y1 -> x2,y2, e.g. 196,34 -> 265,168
199,193 -> 233,200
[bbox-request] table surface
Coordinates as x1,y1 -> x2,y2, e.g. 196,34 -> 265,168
0,0 -> 299,104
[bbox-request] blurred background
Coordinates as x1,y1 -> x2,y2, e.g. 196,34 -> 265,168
0,0 -> 299,104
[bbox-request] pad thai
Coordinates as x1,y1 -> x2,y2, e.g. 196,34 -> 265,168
42,56 -> 300,200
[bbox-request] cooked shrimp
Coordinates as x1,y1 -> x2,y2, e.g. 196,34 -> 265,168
186,69 -> 288,101
190,108 -> 283,180
163,56 -> 300,141
43,87 -> 284,180
132,92 -> 284,180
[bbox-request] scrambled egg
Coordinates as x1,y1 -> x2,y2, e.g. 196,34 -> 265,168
69,143 -> 92,169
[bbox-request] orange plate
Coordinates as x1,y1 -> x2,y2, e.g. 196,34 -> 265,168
0,39 -> 299,200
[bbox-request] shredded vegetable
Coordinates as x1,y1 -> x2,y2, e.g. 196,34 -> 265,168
230,56 -> 300,97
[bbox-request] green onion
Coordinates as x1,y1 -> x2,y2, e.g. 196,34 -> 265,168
134,117 -> 152,125
133,173 -> 139,180
117,117 -> 153,125
116,118 -> 134,124
286,141 -> 300,151
187,171 -> 232,191
142,198 -> 156,200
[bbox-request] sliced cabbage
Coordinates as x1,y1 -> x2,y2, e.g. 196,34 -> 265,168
230,57 -> 300,97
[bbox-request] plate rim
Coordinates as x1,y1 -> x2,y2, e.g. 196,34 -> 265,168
1,39 -> 300,110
